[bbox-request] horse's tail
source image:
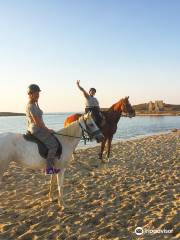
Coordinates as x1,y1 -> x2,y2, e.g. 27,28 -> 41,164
0,133 -> 17,181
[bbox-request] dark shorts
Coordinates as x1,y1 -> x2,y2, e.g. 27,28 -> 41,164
85,107 -> 102,126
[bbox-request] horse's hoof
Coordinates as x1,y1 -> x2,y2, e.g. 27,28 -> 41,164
58,202 -> 70,211
49,196 -> 53,202
58,203 -> 65,211
98,153 -> 102,159
58,199 -> 66,207
101,159 -> 107,164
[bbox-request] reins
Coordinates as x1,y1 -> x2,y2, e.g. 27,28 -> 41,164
54,119 -> 91,145
54,132 -> 81,138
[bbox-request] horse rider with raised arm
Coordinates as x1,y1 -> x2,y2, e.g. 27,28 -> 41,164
76,80 -> 105,127
26,84 -> 59,174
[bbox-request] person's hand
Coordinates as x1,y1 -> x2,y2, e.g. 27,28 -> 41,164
76,80 -> 80,85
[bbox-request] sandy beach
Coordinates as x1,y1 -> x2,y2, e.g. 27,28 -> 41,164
0,131 -> 179,240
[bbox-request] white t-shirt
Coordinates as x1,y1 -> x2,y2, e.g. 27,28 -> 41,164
26,102 -> 43,133
85,96 -> 99,108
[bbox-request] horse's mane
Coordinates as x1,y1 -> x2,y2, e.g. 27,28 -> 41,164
102,99 -> 123,123
56,120 -> 80,137
107,98 -> 123,112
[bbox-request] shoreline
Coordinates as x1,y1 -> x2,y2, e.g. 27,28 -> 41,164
77,129 -> 180,150
0,112 -> 180,117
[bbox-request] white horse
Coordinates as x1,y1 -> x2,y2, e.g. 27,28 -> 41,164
0,112 -> 104,208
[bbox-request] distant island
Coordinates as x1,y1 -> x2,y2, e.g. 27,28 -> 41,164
0,112 -> 25,117
133,101 -> 180,116
102,101 -> 180,116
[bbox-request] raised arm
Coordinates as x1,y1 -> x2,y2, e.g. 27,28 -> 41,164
76,80 -> 89,98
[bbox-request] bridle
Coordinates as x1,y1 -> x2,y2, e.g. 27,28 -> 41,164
54,115 -> 100,144
121,101 -> 133,117
78,116 -> 102,144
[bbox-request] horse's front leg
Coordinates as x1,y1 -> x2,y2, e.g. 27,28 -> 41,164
107,136 -> 113,161
72,150 -> 76,161
99,139 -> 106,162
49,174 -> 56,201
57,169 -> 66,208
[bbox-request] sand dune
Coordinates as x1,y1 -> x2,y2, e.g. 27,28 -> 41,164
0,131 -> 179,239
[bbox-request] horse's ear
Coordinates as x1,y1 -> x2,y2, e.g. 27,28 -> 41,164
89,111 -> 93,119
87,111 -> 92,119
83,112 -> 88,120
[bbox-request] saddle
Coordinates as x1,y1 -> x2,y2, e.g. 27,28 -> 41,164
23,131 -> 62,159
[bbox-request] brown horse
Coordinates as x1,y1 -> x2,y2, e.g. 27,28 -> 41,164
64,97 -> 135,161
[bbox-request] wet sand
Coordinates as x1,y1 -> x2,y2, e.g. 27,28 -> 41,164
0,131 -> 179,240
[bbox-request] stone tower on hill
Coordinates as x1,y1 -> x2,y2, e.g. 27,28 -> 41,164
148,101 -> 164,112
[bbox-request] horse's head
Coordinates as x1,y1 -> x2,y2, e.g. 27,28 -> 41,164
121,96 -> 136,118
79,112 -> 104,143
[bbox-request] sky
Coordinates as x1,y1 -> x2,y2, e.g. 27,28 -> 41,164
0,0 -> 179,112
